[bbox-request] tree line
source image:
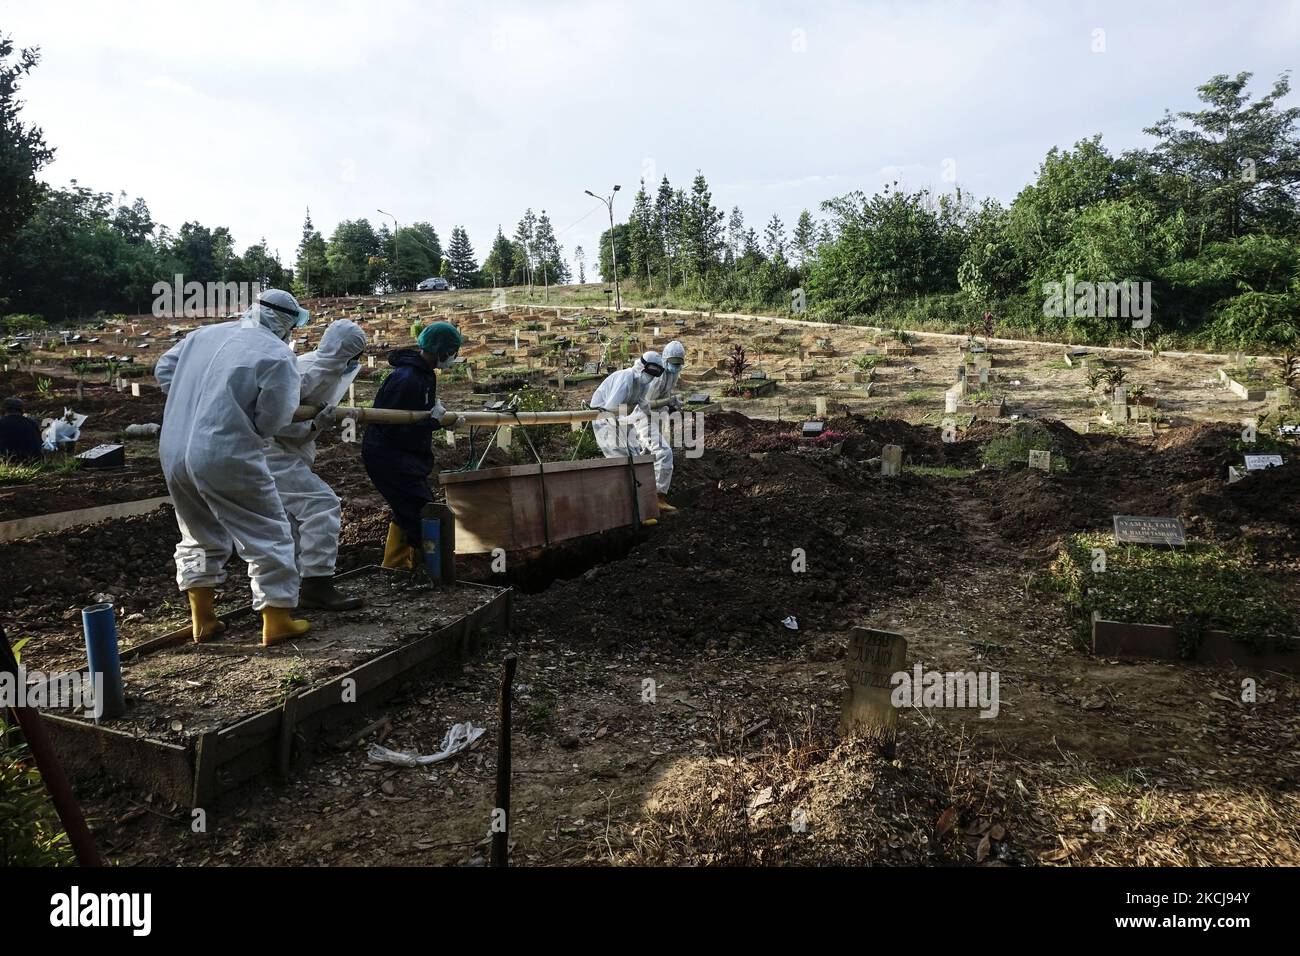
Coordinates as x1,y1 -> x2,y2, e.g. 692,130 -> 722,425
593,72 -> 1300,349
3,29 -> 1297,349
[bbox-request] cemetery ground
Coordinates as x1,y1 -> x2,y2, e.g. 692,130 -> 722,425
3,293 -> 1298,867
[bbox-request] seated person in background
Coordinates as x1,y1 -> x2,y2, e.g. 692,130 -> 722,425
0,397 -> 43,462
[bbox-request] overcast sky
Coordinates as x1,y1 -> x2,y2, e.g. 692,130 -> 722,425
4,0 -> 1297,276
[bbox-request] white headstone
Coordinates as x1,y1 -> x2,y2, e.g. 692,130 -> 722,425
881,444 -> 902,477
1244,454 -> 1284,470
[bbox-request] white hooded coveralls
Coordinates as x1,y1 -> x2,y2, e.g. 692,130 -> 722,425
267,320 -> 367,579
589,354 -> 675,493
155,302 -> 303,609
642,340 -> 685,493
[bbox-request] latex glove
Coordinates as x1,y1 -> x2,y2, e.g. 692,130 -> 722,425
429,401 -> 448,426
310,404 -> 336,433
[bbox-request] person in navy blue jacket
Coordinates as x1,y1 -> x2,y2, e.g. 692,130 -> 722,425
0,397 -> 43,463
362,322 -> 463,568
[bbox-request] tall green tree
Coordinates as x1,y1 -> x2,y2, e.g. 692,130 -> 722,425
446,225 -> 478,288
482,226 -> 515,287
513,209 -> 538,288
1136,71 -> 1300,243
792,210 -> 817,268
325,218 -> 379,294
0,34 -> 54,285
294,209 -> 329,297
391,222 -> 441,291
532,210 -> 568,289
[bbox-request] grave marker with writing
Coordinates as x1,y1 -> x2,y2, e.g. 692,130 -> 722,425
1028,449 -> 1051,471
1244,454 -> 1284,470
75,444 -> 125,469
1113,515 -> 1186,547
840,627 -> 907,754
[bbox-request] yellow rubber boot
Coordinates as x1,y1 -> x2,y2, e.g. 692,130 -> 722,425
186,587 -> 226,643
262,607 -> 309,647
656,493 -> 677,514
380,522 -> 415,570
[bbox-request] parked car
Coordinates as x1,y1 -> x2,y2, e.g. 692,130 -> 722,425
417,277 -> 450,291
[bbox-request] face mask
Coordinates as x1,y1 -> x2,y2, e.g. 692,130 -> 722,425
437,353 -> 458,370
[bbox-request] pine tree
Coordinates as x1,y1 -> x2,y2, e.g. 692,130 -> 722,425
685,170 -> 724,285
483,226 -> 515,287
574,245 -> 586,284
793,209 -> 817,267
532,210 -> 568,296
653,177 -> 676,288
446,226 -> 478,288
764,214 -> 787,262
627,179 -> 656,289
514,209 -> 537,289
295,208 -> 329,297
727,206 -> 746,271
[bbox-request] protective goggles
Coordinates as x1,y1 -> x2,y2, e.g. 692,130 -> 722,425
258,298 -> 311,328
642,361 -> 665,378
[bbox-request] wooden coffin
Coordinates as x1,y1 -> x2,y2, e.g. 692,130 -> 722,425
439,455 -> 659,554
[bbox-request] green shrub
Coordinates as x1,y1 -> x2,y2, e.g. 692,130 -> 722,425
1050,533 -> 1296,653
980,422 -> 1068,472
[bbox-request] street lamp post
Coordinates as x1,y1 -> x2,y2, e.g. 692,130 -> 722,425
378,209 -> 398,293
585,185 -> 621,311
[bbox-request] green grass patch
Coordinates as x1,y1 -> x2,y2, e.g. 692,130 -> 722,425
905,464 -> 976,478
1223,365 -> 1282,388
979,422 -> 1068,472
0,456 -> 80,485
903,390 -> 933,405
1049,532 -> 1296,653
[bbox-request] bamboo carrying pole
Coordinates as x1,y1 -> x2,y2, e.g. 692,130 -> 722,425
292,405 -> 601,428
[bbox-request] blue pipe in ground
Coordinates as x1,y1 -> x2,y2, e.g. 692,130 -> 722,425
81,602 -> 125,722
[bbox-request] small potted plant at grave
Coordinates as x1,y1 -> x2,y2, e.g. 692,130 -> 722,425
1084,368 -> 1107,403
723,344 -> 750,397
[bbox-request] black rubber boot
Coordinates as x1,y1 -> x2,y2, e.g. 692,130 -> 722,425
298,575 -> 364,611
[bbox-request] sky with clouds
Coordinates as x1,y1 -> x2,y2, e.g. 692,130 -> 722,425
3,0 -> 1297,275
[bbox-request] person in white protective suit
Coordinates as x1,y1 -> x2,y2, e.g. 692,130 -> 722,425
155,289 -> 319,647
642,339 -> 686,496
267,319 -> 369,611
589,351 -> 676,514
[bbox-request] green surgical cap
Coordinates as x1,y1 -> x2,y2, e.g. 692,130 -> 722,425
416,321 -> 463,354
